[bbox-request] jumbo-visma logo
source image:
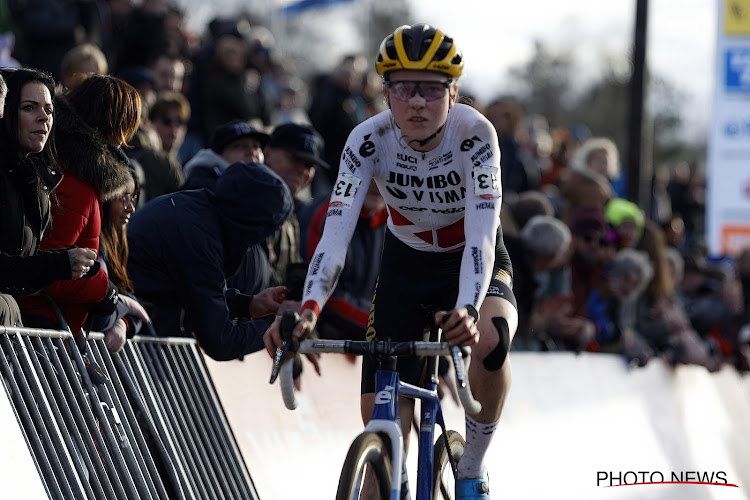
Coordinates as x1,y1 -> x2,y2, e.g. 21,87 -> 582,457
597,470 -> 739,489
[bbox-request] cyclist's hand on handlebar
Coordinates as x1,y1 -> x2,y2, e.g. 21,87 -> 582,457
263,308 -> 318,357
436,307 -> 479,347
263,310 -> 321,377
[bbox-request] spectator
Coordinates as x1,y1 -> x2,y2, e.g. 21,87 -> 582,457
298,182 -> 387,340
484,97 -> 531,195
121,72 -> 184,204
11,0 -> 101,80
568,207 -> 616,318
509,189 -> 555,230
683,257 -> 747,371
60,43 -> 109,91
149,91 -> 190,161
126,162 -> 293,361
260,123 -> 330,286
90,169 -> 152,352
17,75 -> 140,350
212,122 -> 328,310
635,222 -> 720,370
606,197 -> 645,249
115,0 -> 171,71
514,114 -> 550,192
584,248 -> 654,366
199,28 -> 268,141
504,215 -> 573,349
270,75 -> 311,127
150,53 -> 185,93
667,159 -> 705,249
0,69 -> 96,326
182,119 -> 269,191
307,54 -> 369,197
571,136 -> 625,197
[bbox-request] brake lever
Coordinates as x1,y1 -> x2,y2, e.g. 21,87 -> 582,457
269,311 -> 300,384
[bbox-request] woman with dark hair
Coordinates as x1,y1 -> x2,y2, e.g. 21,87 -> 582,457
0,68 -> 97,326
17,75 -> 143,352
91,169 -> 151,344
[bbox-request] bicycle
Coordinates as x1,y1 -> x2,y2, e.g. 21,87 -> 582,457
270,309 -> 482,500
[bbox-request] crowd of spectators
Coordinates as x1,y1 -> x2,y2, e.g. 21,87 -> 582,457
0,0 -> 747,374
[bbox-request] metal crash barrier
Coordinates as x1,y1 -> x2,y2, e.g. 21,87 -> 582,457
0,326 -> 259,500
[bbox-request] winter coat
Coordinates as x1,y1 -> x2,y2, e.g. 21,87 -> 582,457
17,96 -> 133,334
0,154 -> 70,294
181,149 -> 272,295
127,162 -> 293,361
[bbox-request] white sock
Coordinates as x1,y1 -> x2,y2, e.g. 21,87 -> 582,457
456,415 -> 498,479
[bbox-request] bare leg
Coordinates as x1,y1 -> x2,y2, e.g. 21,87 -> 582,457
468,296 -> 518,422
454,295 -> 517,484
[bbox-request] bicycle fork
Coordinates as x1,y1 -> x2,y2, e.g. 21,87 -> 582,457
366,370 -> 405,500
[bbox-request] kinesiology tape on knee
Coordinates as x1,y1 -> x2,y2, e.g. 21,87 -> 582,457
483,317 -> 510,371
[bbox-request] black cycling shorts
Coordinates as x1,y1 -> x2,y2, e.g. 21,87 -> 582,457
361,229 -> 516,394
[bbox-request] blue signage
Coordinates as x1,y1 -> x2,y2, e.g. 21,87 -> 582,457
726,48 -> 750,91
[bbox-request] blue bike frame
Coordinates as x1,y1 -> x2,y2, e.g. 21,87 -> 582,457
365,367 -> 452,500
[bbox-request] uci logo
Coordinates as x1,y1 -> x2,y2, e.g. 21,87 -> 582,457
375,386 -> 394,405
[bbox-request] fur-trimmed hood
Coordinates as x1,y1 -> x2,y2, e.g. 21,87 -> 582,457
53,95 -> 132,200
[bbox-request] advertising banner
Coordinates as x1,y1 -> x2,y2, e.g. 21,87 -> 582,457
707,0 -> 750,255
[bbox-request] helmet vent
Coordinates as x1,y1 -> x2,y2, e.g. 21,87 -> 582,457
385,39 -> 398,61
434,39 -> 452,62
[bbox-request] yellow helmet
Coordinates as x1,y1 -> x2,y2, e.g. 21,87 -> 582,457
376,24 -> 463,79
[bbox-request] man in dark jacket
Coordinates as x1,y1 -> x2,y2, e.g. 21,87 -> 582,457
127,162 -> 293,361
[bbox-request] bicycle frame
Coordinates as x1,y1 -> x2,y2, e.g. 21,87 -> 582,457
273,310 -> 476,499
367,366 -> 452,500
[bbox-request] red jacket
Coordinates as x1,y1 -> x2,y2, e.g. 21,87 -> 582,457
16,95 -> 132,334
17,173 -> 110,333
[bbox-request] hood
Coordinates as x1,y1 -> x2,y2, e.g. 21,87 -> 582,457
53,95 -> 132,200
212,161 -> 293,246
182,148 -> 231,179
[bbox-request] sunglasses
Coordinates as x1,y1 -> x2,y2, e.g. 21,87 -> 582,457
581,233 -> 611,247
159,116 -> 187,126
385,80 -> 451,102
115,193 -> 138,207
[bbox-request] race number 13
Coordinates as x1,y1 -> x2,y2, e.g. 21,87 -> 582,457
331,172 -> 362,208
473,165 -> 500,199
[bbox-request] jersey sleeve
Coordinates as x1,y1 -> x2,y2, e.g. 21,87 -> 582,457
455,113 -> 502,310
300,124 -> 374,316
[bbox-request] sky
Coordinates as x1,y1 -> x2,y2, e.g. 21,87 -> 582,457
177,0 -> 718,140
409,0 -> 717,140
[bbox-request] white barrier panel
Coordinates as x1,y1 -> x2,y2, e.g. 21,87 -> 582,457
206,351 -> 750,500
0,385 -> 48,499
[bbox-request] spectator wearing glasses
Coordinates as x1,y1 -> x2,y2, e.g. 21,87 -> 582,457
90,169 -> 151,352
150,91 -> 191,162
568,207 -> 616,319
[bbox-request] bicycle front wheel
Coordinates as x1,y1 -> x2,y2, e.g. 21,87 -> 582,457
432,430 -> 465,500
336,432 -> 393,500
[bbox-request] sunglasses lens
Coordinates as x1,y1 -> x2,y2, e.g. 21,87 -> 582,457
388,81 -> 449,101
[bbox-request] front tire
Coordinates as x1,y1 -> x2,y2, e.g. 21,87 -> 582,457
336,432 -> 392,500
432,430 -> 465,500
